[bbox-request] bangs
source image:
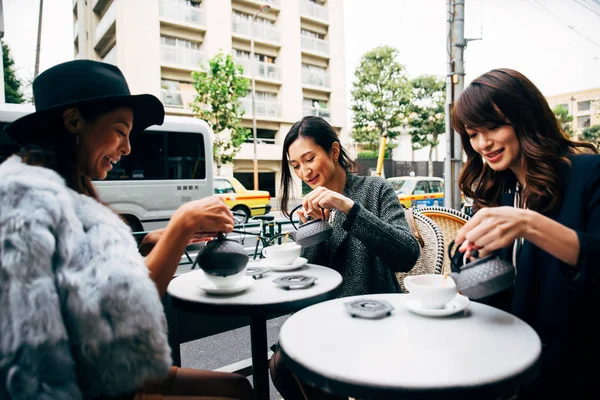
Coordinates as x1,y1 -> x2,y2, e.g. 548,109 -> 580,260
452,83 -> 510,136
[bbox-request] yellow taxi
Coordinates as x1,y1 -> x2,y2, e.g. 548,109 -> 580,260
387,176 -> 445,209
214,176 -> 271,223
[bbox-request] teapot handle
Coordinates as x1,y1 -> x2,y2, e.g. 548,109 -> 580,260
289,204 -> 327,230
448,239 -> 480,273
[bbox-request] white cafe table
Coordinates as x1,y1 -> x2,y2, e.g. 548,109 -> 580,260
167,264 -> 342,400
279,293 -> 542,400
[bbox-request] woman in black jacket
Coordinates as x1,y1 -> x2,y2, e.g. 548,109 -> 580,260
452,68 -> 600,399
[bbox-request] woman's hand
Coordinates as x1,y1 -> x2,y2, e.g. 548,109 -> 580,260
172,195 -> 235,237
455,206 -> 531,255
299,187 -> 354,222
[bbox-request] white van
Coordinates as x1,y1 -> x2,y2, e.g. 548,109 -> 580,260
0,103 -> 214,232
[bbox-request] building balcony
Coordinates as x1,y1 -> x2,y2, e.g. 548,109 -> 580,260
159,0 -> 206,28
241,98 -> 281,119
93,0 -> 112,15
301,35 -> 329,55
300,0 -> 328,21
303,107 -> 331,122
231,18 -> 280,43
301,69 -> 330,88
234,58 -> 280,81
160,45 -> 206,70
162,90 -> 184,108
103,45 -> 117,65
94,0 -> 116,51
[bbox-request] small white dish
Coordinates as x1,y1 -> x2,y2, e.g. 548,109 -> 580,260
405,294 -> 470,317
198,276 -> 254,295
261,257 -> 308,272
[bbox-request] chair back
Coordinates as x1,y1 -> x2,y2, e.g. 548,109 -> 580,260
396,210 -> 445,292
416,206 -> 471,275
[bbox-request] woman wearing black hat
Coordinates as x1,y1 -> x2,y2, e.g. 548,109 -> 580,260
0,60 -> 253,400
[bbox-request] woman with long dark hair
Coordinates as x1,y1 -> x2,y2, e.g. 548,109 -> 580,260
0,60 -> 253,400
453,68 -> 600,398
270,116 -> 420,399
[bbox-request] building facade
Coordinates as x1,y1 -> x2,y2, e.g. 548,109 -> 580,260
546,88 -> 600,138
72,0 -> 348,198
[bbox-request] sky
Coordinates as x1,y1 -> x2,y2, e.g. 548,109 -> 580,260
3,0 -> 600,102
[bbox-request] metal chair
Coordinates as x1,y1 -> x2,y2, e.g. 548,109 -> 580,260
416,206 -> 471,275
396,210 -> 445,292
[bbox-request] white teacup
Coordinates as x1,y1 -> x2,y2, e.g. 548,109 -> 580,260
262,243 -> 301,265
203,266 -> 247,289
404,274 -> 458,309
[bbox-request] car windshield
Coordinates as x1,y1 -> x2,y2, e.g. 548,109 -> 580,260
389,179 -> 413,194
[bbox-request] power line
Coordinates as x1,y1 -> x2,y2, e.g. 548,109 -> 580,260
574,0 -> 600,18
530,0 -> 600,48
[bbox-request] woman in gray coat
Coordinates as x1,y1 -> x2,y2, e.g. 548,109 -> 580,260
270,116 -> 420,399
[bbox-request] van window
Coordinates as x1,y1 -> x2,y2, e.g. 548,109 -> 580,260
106,130 -> 206,180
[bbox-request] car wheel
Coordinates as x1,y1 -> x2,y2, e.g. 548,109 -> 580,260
232,206 -> 250,224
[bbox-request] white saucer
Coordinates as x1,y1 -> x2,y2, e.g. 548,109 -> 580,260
405,294 -> 470,317
198,276 -> 254,295
259,257 -> 308,272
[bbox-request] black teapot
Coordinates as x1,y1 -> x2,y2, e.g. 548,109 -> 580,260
289,204 -> 333,247
194,233 -> 249,277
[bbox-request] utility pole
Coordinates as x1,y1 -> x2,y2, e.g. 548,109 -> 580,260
34,0 -> 43,79
444,0 -> 465,210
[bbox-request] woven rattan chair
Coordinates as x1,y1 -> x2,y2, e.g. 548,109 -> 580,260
416,206 -> 471,275
396,210 -> 445,292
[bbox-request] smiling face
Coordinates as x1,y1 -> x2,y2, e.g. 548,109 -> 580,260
466,124 -> 522,174
287,135 -> 340,189
73,106 -> 133,180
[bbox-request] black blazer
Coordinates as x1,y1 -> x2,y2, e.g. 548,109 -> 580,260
485,154 -> 600,398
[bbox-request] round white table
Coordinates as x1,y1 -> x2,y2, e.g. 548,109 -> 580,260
279,294 -> 541,400
167,264 -> 342,400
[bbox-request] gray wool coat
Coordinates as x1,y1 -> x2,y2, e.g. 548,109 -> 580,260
0,156 -> 172,399
302,173 -> 420,297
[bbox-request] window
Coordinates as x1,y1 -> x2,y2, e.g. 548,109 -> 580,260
214,179 -> 236,194
160,36 -> 201,50
578,115 -> 591,129
105,131 -> 206,181
161,79 -> 180,91
413,181 -> 430,195
578,100 -> 591,112
233,11 -> 272,26
429,181 -> 443,193
388,179 -> 413,194
233,49 -> 275,64
301,28 -> 325,40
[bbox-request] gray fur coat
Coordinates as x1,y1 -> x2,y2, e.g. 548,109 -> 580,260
0,156 -> 172,399
302,173 -> 420,297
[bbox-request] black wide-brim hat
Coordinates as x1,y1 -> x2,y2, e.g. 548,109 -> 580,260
6,59 -> 165,145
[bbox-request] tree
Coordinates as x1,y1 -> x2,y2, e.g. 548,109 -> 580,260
582,125 -> 600,149
552,105 -> 573,136
350,46 -> 411,155
2,40 -> 25,104
191,52 -> 249,174
407,75 -> 445,176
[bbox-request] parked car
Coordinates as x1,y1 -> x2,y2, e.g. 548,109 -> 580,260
387,176 -> 445,209
214,176 -> 271,223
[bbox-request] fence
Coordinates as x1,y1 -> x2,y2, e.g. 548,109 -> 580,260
354,159 -> 445,179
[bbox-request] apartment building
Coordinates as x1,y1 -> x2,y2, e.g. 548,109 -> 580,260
546,88 -> 600,138
72,0 -> 347,197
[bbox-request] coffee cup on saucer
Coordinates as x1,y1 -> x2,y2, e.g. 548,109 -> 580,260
404,274 -> 458,309
262,243 -> 301,265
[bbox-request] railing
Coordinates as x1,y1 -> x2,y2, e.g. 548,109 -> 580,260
160,45 -> 206,69
301,69 -> 330,87
159,0 -> 206,26
231,17 -> 280,43
162,90 -> 184,108
301,35 -> 329,54
241,97 -> 281,118
103,45 -> 117,65
300,0 -> 328,20
234,58 -> 280,80
303,107 -> 331,121
94,0 -> 116,44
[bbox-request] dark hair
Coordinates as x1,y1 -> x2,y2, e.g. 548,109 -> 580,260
19,101 -> 130,201
452,68 -> 597,213
279,116 -> 356,216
